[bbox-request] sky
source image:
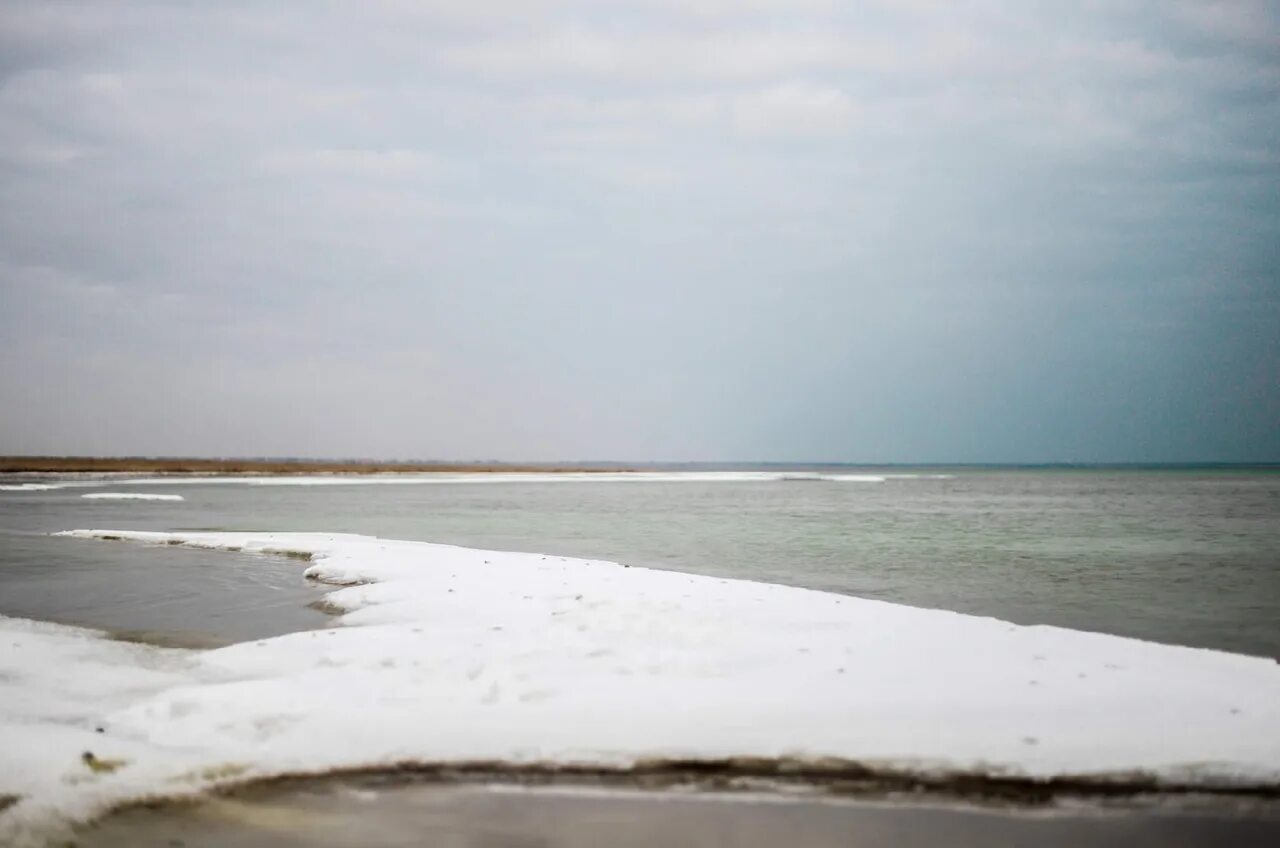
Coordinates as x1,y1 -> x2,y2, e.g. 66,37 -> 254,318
0,1 -> 1277,463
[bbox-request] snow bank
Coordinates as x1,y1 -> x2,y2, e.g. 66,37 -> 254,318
80,493 -> 185,502
2,529 -> 1277,845
0,483 -> 66,492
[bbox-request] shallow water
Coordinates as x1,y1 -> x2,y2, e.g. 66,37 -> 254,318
80,782 -> 1280,848
0,468 -> 1278,654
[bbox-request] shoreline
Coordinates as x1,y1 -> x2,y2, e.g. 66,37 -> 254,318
92,757 -> 1280,811
80,780 -> 1280,848
4,458 -> 1277,475
0,457 -> 633,475
3,528 -> 1277,844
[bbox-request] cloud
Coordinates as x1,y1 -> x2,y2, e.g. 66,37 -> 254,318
731,82 -> 857,135
439,26 -> 863,81
259,148 -> 446,180
0,0 -> 1276,461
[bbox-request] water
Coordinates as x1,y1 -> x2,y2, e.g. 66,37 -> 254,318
0,469 -> 1277,655
81,782 -> 1280,848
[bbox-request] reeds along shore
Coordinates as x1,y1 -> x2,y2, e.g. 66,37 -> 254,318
0,457 -> 626,474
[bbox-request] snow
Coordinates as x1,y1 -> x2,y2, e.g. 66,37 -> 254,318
1,528 -> 1277,845
4,472 -> 955,493
778,472 -> 886,482
80,493 -> 185,502
105,471 -> 902,487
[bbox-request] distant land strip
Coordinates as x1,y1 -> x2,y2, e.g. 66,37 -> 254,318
0,457 -> 632,475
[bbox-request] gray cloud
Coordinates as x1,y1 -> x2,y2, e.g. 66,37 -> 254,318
1,0 -> 1277,462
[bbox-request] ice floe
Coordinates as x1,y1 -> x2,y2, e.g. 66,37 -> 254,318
1,529 -> 1276,845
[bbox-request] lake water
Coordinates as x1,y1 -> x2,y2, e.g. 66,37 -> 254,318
81,782 -> 1280,848
1,468 -> 1277,656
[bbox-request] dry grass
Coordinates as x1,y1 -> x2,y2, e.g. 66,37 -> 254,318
0,457 -> 626,475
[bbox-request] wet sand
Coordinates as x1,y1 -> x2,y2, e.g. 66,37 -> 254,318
0,531 -> 332,646
80,781 -> 1280,848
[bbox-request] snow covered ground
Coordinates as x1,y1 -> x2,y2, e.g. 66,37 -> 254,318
1,529 -> 1277,846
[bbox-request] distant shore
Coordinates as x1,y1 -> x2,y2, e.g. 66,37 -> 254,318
2,457 -> 1275,475
0,457 -> 630,475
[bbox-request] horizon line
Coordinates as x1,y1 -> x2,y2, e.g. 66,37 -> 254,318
2,455 -> 1278,470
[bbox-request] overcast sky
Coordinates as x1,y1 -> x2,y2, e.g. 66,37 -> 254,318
1,1 -> 1277,463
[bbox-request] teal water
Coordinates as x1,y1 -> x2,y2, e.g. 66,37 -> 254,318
0,469 -> 1277,655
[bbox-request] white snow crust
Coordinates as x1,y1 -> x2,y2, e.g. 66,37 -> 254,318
0,529 -> 1276,845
